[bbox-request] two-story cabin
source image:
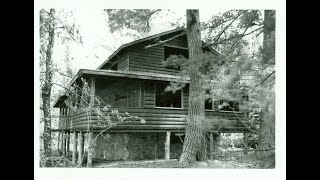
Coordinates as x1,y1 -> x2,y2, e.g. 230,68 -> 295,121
53,27 -> 250,167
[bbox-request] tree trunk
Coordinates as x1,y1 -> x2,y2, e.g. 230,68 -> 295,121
179,9 -> 207,166
41,8 -> 55,158
256,10 -> 275,164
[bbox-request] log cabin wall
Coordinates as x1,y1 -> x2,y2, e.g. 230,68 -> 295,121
100,51 -> 129,71
128,35 -> 188,75
117,52 -> 129,71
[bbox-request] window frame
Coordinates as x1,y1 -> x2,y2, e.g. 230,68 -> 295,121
154,82 -> 184,109
163,45 -> 189,70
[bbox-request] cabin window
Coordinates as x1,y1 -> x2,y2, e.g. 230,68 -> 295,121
105,83 -> 141,108
205,99 -> 213,110
155,83 -> 182,108
217,100 -> 240,112
164,46 -> 188,70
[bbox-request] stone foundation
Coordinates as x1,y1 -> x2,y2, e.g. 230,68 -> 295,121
93,132 -> 183,160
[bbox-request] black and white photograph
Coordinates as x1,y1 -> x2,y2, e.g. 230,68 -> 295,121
35,0 -> 285,179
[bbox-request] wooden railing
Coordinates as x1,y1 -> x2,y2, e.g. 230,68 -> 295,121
67,107 -> 251,132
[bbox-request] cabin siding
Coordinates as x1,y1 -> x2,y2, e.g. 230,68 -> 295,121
164,35 -> 188,49
69,108 -> 249,132
128,42 -> 182,75
118,53 -> 129,71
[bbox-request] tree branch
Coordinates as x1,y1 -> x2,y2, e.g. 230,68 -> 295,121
245,71 -> 275,92
55,71 -> 73,78
214,11 -> 245,43
145,31 -> 186,49
203,26 -> 263,48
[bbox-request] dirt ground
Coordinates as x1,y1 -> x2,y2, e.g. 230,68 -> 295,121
93,152 -> 267,168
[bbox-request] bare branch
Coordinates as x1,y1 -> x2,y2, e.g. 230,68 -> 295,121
245,71 -> 275,92
145,32 -> 186,49
55,71 -> 72,78
214,11 -> 245,43
203,26 -> 263,48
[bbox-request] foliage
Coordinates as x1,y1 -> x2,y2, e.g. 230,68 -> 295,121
105,9 -> 161,38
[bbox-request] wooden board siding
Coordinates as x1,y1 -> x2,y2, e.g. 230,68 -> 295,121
128,41 -> 182,75
118,53 -> 129,71
144,81 -> 155,108
69,108 -> 249,132
100,51 -> 129,70
183,85 -> 189,109
164,35 -> 188,49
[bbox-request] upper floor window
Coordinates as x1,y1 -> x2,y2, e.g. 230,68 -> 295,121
205,99 -> 240,112
155,83 -> 182,108
164,46 -> 188,70
217,100 -> 240,112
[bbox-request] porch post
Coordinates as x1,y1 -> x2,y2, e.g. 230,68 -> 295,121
78,131 -> 83,165
57,132 -> 60,152
62,131 -> 66,156
154,134 -> 158,160
87,132 -> 94,167
243,133 -> 249,155
66,132 -> 70,156
165,131 -> 171,160
72,132 -> 78,164
209,133 -> 214,160
89,77 -> 95,106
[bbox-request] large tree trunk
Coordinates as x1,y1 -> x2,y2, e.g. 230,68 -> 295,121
41,8 -> 55,157
256,10 -> 275,168
179,9 -> 207,165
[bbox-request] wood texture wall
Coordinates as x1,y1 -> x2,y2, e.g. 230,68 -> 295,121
128,35 -> 188,75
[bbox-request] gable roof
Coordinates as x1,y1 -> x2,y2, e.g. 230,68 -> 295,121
97,27 -> 186,70
97,27 -> 220,70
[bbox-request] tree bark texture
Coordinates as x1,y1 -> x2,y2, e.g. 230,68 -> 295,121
41,8 -> 55,157
256,10 -> 275,161
179,9 -> 207,165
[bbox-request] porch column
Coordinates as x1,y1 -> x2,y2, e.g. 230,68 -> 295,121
154,134 -> 158,160
72,132 -> 78,164
209,133 -> 214,160
78,131 -> 83,165
87,132 -> 94,167
165,131 -> 171,160
243,133 -> 249,155
89,77 -> 95,106
66,132 -> 70,156
57,132 -> 60,152
62,131 -> 66,156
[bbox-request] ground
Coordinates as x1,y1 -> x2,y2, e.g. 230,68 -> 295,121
93,151 -> 268,168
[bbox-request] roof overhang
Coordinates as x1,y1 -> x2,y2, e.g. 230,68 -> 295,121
74,69 -> 189,83
53,69 -> 190,107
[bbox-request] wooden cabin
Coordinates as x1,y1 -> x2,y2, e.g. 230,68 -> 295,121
53,27 -> 251,167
